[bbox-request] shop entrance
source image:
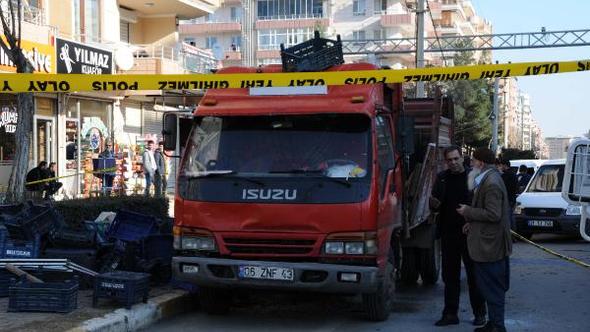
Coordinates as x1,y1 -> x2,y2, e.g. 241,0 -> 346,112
34,117 -> 55,165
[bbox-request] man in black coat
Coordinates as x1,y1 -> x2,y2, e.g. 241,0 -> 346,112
497,159 -> 519,209
431,146 -> 486,327
25,161 -> 48,192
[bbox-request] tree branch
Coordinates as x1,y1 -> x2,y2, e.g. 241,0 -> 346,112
8,0 -> 15,42
0,2 -> 18,50
0,3 -> 15,63
16,0 -> 21,50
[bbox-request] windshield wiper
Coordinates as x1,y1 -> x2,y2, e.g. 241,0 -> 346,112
184,170 -> 265,186
270,169 -> 352,187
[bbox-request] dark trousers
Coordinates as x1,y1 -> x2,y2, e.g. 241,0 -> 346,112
474,257 -> 510,328
441,234 -> 486,317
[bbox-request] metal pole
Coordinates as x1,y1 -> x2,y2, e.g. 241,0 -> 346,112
492,77 -> 499,154
415,0 -> 425,98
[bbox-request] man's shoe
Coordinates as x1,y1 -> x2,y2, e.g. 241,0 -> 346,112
473,315 -> 487,326
434,315 -> 460,326
474,322 -> 506,332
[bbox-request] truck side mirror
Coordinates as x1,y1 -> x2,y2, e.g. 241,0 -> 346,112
396,116 -> 415,155
162,113 -> 178,151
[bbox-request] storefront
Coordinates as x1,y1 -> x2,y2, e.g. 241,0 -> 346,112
0,37 -> 56,189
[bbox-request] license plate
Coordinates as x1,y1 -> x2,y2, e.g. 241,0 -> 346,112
239,266 -> 294,281
528,220 -> 554,227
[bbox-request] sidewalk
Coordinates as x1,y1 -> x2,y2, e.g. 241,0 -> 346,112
0,286 -> 195,332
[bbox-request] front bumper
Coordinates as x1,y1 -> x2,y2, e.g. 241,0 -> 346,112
514,214 -> 582,235
172,256 -> 380,293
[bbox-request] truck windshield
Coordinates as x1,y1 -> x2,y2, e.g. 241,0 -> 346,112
526,164 -> 565,193
181,114 -> 371,179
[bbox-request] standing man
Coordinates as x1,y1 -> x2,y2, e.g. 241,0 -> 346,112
516,165 -> 532,193
154,141 -> 167,197
497,160 -> 518,210
457,148 -> 512,332
99,139 -> 116,194
142,140 -> 157,196
431,146 -> 486,327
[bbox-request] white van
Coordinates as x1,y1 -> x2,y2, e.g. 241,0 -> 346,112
513,159 -> 584,239
509,159 -> 546,175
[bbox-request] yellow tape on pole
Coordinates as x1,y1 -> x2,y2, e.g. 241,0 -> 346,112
1,60 -> 589,93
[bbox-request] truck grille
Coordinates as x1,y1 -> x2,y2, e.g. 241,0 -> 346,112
524,208 -> 562,217
223,237 -> 316,255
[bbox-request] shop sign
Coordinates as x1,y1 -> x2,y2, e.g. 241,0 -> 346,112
0,37 -> 55,73
0,106 -> 17,134
81,117 -> 109,150
56,38 -> 113,74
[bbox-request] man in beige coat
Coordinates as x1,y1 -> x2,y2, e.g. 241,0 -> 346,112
457,148 -> 512,332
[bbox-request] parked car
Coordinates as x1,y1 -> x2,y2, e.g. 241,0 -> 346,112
509,159 -> 546,175
514,159 -> 587,239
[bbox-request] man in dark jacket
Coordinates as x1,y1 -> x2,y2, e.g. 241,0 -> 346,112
516,165 -> 532,193
458,148 -> 513,332
25,161 -> 48,192
431,146 -> 486,327
497,159 -> 518,209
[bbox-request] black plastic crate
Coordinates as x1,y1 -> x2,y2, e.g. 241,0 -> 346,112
1,269 -> 44,298
49,226 -> 96,248
8,277 -> 78,313
280,31 -> 344,72
1,203 -> 64,241
93,271 -> 150,309
106,210 -> 159,243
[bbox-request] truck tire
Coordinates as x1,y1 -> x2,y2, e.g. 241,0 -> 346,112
419,240 -> 441,285
362,261 -> 394,321
400,247 -> 419,285
199,287 -> 232,315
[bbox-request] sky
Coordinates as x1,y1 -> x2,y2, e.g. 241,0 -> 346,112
470,0 -> 590,138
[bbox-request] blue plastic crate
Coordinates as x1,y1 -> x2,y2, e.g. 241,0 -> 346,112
106,210 -> 159,242
8,277 -> 78,313
1,233 -> 40,259
1,269 -> 44,298
93,271 -> 150,309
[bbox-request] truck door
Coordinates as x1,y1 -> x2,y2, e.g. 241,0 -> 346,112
375,115 -> 399,261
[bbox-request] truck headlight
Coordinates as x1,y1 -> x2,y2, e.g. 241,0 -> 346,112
345,242 -> 364,255
323,232 -> 377,255
566,205 -> 582,216
325,241 -> 344,254
514,204 -> 523,215
173,226 -> 218,252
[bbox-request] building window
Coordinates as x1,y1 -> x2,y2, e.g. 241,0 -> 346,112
353,30 -> 366,41
231,35 -> 241,50
257,0 -> 323,20
373,29 -> 385,40
353,0 -> 366,16
258,28 -> 314,50
120,21 -> 129,43
230,7 -> 241,22
205,36 -> 218,49
374,0 -> 387,14
73,0 -> 100,42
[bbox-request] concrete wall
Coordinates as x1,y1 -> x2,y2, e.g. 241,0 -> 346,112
130,16 -> 177,45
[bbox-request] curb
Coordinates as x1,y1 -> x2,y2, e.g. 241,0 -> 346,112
67,290 -> 196,332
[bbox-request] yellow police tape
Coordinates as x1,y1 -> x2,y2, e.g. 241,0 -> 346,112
23,166 -> 119,186
0,60 -> 589,93
511,230 -> 590,269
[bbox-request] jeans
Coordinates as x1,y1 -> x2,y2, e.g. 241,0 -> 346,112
154,172 -> 162,197
145,172 -> 153,196
474,257 -> 510,328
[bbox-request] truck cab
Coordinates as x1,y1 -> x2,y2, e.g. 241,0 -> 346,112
165,61 -> 453,321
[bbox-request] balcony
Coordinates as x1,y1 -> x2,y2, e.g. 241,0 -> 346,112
224,50 -> 241,61
257,50 -> 281,59
117,0 -> 220,19
117,43 -> 217,75
256,17 -> 329,30
180,21 -> 241,34
380,13 -> 414,29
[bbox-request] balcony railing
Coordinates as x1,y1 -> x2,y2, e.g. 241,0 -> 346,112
132,43 -> 217,73
3,3 -> 45,26
257,13 -> 324,21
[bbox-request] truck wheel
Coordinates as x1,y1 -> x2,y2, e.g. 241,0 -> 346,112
400,247 -> 419,285
362,261 -> 394,322
199,287 -> 232,315
419,240 -> 441,285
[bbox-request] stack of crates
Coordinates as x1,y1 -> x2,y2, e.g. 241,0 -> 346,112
280,30 -> 344,72
8,276 -> 78,313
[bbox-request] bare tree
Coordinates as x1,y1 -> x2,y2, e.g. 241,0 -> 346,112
0,0 -> 34,203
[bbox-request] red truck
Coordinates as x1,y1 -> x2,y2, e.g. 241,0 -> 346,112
163,60 -> 453,321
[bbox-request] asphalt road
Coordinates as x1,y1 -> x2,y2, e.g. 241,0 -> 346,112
148,234 -> 590,332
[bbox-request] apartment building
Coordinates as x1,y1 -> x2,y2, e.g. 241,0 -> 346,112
545,136 -> 573,159
180,0 -> 490,69
0,0 -> 219,195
